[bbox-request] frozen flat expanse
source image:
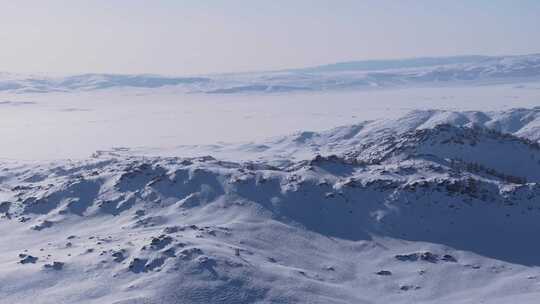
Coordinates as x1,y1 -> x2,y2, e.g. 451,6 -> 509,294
2,82 -> 540,160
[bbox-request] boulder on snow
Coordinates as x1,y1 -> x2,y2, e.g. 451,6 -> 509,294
43,261 -> 64,270
19,254 -> 38,264
376,270 -> 392,276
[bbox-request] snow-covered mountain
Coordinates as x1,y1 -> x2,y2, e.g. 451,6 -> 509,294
2,53 -> 540,94
2,108 -> 540,303
0,73 -> 211,93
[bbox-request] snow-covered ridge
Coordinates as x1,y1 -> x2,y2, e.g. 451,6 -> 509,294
297,55 -> 492,73
2,108 -> 540,303
2,53 -> 540,93
116,107 -> 540,162
0,73 -> 211,93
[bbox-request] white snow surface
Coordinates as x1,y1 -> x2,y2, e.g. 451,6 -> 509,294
2,106 -> 540,303
2,81 -> 540,160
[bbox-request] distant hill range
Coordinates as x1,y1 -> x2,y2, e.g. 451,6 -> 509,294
1,53 -> 540,93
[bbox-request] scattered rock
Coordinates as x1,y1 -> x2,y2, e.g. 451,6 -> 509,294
0,201 -> 11,213
112,250 -> 126,262
31,220 -> 54,231
441,254 -> 457,262
163,226 -> 184,234
43,261 -> 64,270
420,252 -> 438,263
19,254 -> 38,264
395,253 -> 420,262
395,252 -> 457,263
376,270 -> 392,276
19,217 -> 31,223
149,235 -> 173,250
400,284 -> 420,291
128,258 -> 147,273
179,247 -> 203,260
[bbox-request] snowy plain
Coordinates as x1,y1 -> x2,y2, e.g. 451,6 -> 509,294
2,81 -> 540,160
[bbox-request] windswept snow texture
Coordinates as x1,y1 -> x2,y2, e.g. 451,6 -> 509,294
1,54 -> 540,94
2,109 -> 540,303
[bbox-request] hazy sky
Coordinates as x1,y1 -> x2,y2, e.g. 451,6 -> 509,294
1,0 -> 539,75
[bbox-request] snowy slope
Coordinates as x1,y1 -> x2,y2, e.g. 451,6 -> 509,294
1,54 -> 540,94
2,109 -> 540,303
113,107 -> 540,163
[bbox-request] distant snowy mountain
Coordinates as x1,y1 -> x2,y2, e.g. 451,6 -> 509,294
207,53 -> 540,93
295,55 -> 492,73
0,73 -> 211,93
2,54 -> 540,94
2,108 -> 540,303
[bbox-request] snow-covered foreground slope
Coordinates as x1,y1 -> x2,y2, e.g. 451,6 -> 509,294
2,110 -> 540,303
1,53 -> 540,94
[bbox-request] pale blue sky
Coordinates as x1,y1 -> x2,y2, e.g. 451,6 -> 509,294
1,0 -> 539,75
